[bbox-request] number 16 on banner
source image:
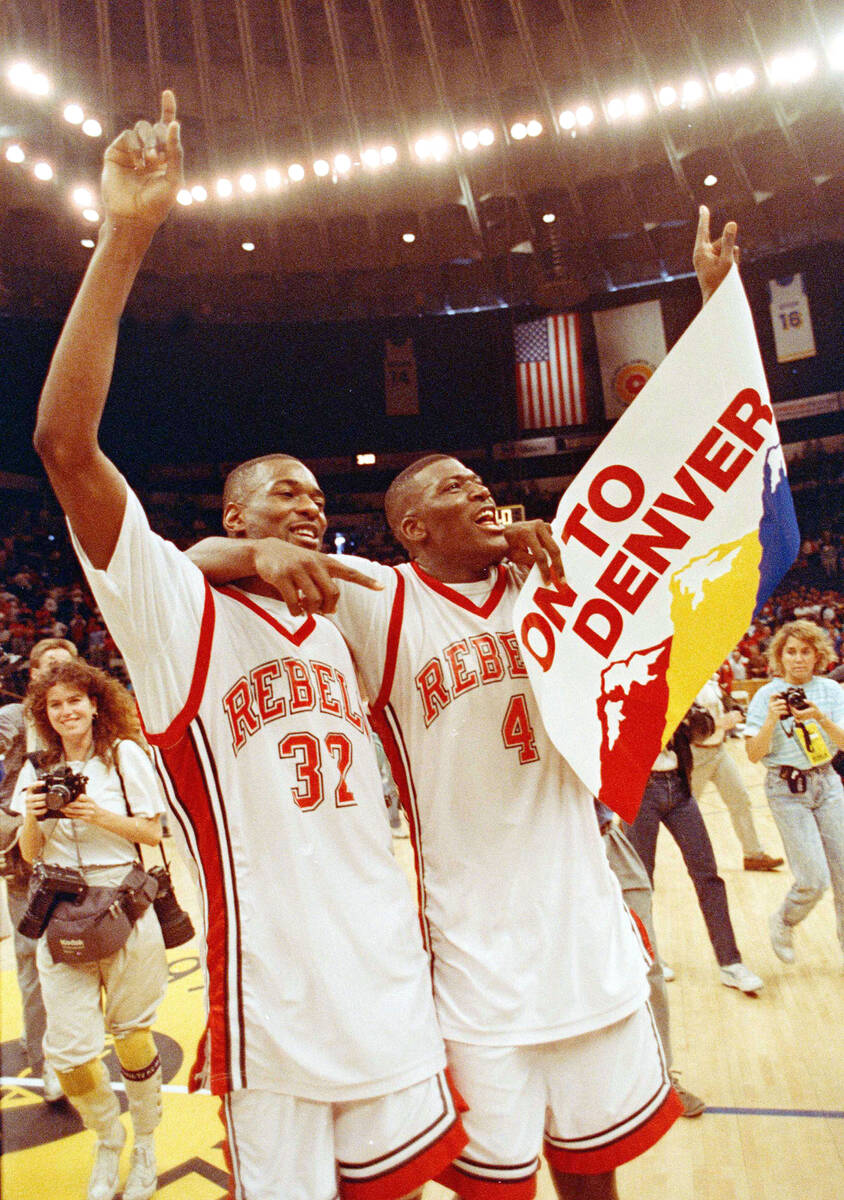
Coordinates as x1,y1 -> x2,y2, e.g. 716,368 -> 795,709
768,274 -> 816,364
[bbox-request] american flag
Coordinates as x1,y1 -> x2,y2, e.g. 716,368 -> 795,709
514,312 -> 585,429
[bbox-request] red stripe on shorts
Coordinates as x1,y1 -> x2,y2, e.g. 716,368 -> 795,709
435,1161 -> 538,1200
340,1117 -> 468,1200
543,1084 -> 682,1175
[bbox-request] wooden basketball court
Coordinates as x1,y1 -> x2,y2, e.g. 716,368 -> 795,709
2,739 -> 842,1199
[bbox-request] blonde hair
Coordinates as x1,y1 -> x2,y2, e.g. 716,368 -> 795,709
765,619 -> 835,677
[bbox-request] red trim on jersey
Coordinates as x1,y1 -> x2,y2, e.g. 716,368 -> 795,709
217,585 -> 316,645
628,906 -> 654,960
340,1116 -> 468,1200
144,581 -> 216,750
435,1163 -> 537,1200
410,562 -> 507,618
157,734 -> 234,1094
372,569 -> 405,712
543,1086 -> 682,1175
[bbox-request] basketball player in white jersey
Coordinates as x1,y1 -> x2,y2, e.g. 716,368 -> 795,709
191,209 -> 741,1199
32,91 -> 467,1200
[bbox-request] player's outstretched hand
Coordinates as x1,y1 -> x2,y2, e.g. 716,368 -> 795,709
502,520 -> 564,584
252,540 -> 382,617
101,89 -> 183,228
693,204 -> 740,304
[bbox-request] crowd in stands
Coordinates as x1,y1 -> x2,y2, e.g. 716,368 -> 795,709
2,481 -> 844,703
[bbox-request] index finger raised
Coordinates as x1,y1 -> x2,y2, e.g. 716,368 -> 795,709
161,89 -> 177,126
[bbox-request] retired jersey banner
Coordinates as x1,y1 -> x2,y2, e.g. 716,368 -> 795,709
593,299 -> 667,420
513,266 -> 800,822
768,274 -> 816,363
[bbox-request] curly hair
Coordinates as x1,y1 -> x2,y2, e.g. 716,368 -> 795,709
24,659 -> 145,768
765,619 -> 836,677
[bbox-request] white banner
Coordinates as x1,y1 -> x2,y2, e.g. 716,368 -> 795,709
513,267 -> 799,820
769,275 -> 816,363
593,299 -> 667,420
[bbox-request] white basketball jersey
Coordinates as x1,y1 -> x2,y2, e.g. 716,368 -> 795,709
335,559 -> 649,1045
70,489 -> 445,1101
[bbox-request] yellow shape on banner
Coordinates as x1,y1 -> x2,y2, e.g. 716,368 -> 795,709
661,531 -> 762,741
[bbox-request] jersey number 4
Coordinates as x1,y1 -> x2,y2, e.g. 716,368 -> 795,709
501,693 -> 540,764
278,732 -> 357,811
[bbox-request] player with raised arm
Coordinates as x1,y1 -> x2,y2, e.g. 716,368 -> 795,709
189,208 -> 740,1200
33,90 -> 466,1200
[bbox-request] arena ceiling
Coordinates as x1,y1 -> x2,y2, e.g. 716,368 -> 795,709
1,0 -> 842,322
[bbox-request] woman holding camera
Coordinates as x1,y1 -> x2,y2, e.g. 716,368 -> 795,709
745,620 -> 844,965
12,659 -> 168,1200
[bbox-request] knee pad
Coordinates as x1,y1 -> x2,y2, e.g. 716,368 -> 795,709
114,1028 -> 158,1075
57,1056 -> 109,1099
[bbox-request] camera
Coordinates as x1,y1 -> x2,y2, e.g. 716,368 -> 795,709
779,686 -> 809,717
17,861 -> 87,940
37,766 -> 89,820
147,864 -> 195,948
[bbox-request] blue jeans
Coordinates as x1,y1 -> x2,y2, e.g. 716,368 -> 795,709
765,763 -> 844,950
626,770 -> 741,968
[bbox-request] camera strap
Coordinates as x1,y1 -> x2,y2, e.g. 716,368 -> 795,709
113,741 -> 171,873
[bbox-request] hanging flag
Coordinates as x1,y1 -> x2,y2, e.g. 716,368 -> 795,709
769,274 -> 816,363
513,266 -> 800,822
384,338 -> 419,415
593,299 -> 667,420
514,312 -> 585,429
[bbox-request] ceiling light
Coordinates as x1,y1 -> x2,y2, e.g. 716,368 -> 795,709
733,66 -> 756,89
334,153 -> 352,174
769,49 -> 817,84
575,106 -> 594,128
82,118 -> 102,137
607,97 -> 625,121
265,167 -> 283,188
478,127 -> 495,145
829,33 -> 844,71
241,241 -> 255,252
239,172 -> 256,193
33,161 -> 53,181
80,238 -> 95,248
191,184 -> 208,202
287,163 -> 305,183
71,186 -> 93,207
216,177 -> 233,198
526,119 -> 543,137
5,144 -> 25,163
380,145 -> 398,163
430,135 -> 449,160
63,103 -> 84,125
714,70 -> 734,93
559,110 -> 576,130
314,158 -> 330,176
414,138 -> 431,160
362,147 -> 382,167
542,212 -> 556,224
703,174 -> 718,186
402,232 -> 416,243
511,122 -> 527,139
626,93 -> 646,117
29,72 -> 50,96
681,79 -> 704,105
82,208 -> 100,222
461,130 -> 479,150
176,188 -> 193,205
658,85 -> 677,107
7,62 -> 34,89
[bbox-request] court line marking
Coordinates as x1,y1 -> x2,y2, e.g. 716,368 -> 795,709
1,1075 -> 198,1095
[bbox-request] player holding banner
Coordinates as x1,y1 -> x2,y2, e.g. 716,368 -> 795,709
192,208 -> 740,1198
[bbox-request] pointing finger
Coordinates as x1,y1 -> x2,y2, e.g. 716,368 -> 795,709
720,220 -> 738,263
327,561 -> 384,590
694,204 -> 710,255
161,88 -> 177,126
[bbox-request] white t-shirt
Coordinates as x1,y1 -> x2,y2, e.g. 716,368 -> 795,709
67,486 -> 445,1102
12,739 -> 164,869
333,557 -> 649,1046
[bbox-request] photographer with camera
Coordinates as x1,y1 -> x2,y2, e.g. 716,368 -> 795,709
11,658 -> 169,1200
0,637 -> 78,1103
624,705 -> 765,995
745,620 -> 844,965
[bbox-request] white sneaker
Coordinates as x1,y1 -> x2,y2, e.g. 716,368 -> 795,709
42,1062 -> 63,1103
87,1122 -> 126,1200
720,961 -> 764,994
769,911 -> 795,963
123,1135 -> 158,1200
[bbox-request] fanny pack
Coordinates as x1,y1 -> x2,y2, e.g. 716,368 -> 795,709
46,864 -> 158,964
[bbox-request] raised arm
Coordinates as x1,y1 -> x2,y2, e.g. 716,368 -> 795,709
693,205 -> 739,305
33,90 -> 183,570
